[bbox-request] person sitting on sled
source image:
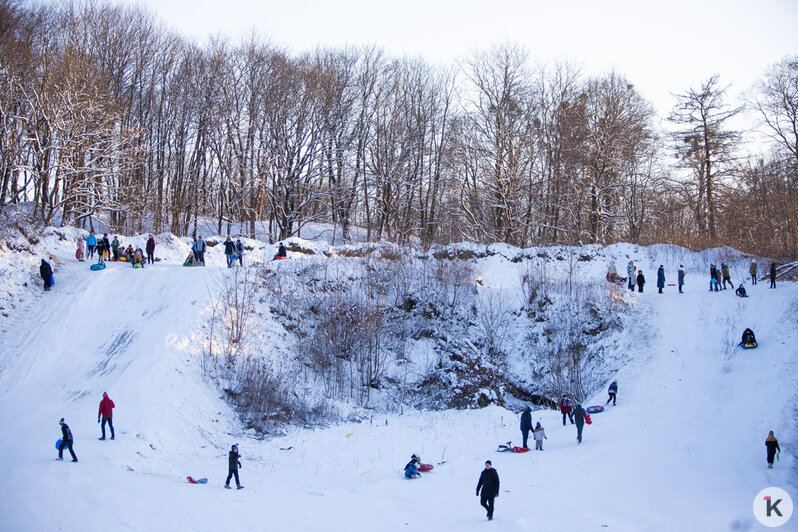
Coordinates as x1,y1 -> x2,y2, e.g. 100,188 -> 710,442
741,328 -> 756,346
735,284 -> 747,298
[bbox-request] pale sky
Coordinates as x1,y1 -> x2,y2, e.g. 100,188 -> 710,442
117,0 -> 797,120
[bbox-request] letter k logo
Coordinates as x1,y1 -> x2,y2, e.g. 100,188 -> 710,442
764,496 -> 783,517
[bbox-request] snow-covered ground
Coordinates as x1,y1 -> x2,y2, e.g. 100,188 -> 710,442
0,231 -> 795,531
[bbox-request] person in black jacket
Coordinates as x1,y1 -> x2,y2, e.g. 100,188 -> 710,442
476,461 -> 499,520
769,262 -> 777,289
520,407 -> 532,449
677,265 -> 685,294
574,404 -> 587,444
57,418 -> 78,462
40,259 -> 53,291
636,270 -> 645,293
224,237 -> 235,268
274,242 -> 287,260
225,444 -> 243,489
656,265 -> 665,294
235,239 -> 243,266
765,431 -> 780,468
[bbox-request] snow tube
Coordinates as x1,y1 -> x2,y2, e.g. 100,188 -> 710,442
132,262 -> 143,269
90,262 -> 106,271
183,263 -> 195,267
511,446 -> 529,453
586,405 -> 604,414
418,464 -> 434,472
741,342 -> 758,349
55,439 -> 63,450
273,255 -> 287,261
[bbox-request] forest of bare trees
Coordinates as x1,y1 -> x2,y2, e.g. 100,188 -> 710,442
1,1 -> 796,258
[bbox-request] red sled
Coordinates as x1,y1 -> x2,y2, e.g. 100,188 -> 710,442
585,413 -> 592,425
418,464 -> 434,472
512,446 -> 530,453
187,476 -> 207,484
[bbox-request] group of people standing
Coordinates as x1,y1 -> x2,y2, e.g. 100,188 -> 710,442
80,232 -> 155,267
623,259 -> 779,295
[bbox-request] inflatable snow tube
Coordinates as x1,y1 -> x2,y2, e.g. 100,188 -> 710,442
741,343 -> 758,349
418,464 -> 434,472
56,439 -> 63,450
90,262 -> 106,271
586,405 -> 604,414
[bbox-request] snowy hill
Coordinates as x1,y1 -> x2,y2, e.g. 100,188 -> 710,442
0,227 -> 795,531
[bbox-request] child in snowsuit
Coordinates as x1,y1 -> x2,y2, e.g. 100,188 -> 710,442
765,431 -> 780,468
404,454 -> 421,479
560,394 -> 574,425
605,381 -> 618,406
225,444 -> 243,489
520,407 -> 532,449
636,271 -> 645,293
57,418 -> 78,462
533,422 -> 547,450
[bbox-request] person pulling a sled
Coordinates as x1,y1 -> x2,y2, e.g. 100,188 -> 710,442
225,444 -> 243,489
404,454 -> 422,479
765,431 -> 780,469
57,418 -> 78,462
476,461 -> 500,520
605,380 -> 618,406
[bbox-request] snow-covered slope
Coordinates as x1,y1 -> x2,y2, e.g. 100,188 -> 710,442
0,236 -> 795,531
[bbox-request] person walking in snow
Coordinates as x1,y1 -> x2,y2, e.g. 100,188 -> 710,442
224,236 -> 235,268
656,265 -> 665,294
709,265 -> 719,292
533,422 -> 547,450
86,232 -> 97,260
57,418 -> 78,462
573,404 -> 587,444
627,261 -> 635,291
97,392 -> 115,440
765,431 -> 780,468
194,236 -> 206,266
749,261 -> 757,285
146,234 -> 156,264
636,270 -> 645,293
560,394 -> 574,425
677,265 -> 685,294
605,380 -> 618,406
721,263 -> 732,290
76,237 -> 85,261
769,262 -> 777,289
111,236 -> 120,261
235,238 -> 243,266
225,444 -> 243,489
476,461 -> 500,521
520,407 -> 533,449
40,259 -> 53,292
404,454 -> 422,479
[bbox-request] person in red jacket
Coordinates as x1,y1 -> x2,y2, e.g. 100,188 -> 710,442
98,392 -> 115,440
560,394 -> 574,425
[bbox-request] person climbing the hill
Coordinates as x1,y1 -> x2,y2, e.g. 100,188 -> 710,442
573,403 -> 587,444
740,328 -> 756,347
605,380 -> 618,406
224,236 -> 235,268
194,236 -> 206,266
765,431 -> 780,469
476,460 -> 499,520
57,418 -> 78,462
146,234 -> 156,264
560,394 -> 574,425
97,392 -> 115,440
76,237 -> 85,261
657,265 -> 665,294
533,422 -> 547,450
86,232 -> 97,260
274,242 -> 287,260
636,270 -> 645,293
40,258 -> 53,292
735,284 -> 747,298
721,263 -> 732,289
769,262 -> 777,289
111,236 -> 120,261
749,261 -> 757,285
627,260 -> 636,291
225,444 -> 243,489
235,238 -> 244,266
678,265 -> 685,294
404,454 -> 422,479
520,407 -> 532,449
709,265 -> 719,292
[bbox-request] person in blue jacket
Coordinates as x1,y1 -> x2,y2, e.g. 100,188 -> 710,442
520,407 -> 532,449
404,454 -> 421,479
657,265 -> 665,294
605,381 -> 618,406
86,232 -> 97,259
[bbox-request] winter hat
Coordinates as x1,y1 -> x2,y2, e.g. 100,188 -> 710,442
231,444 -> 238,450
59,418 -> 64,424
103,392 -> 108,397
